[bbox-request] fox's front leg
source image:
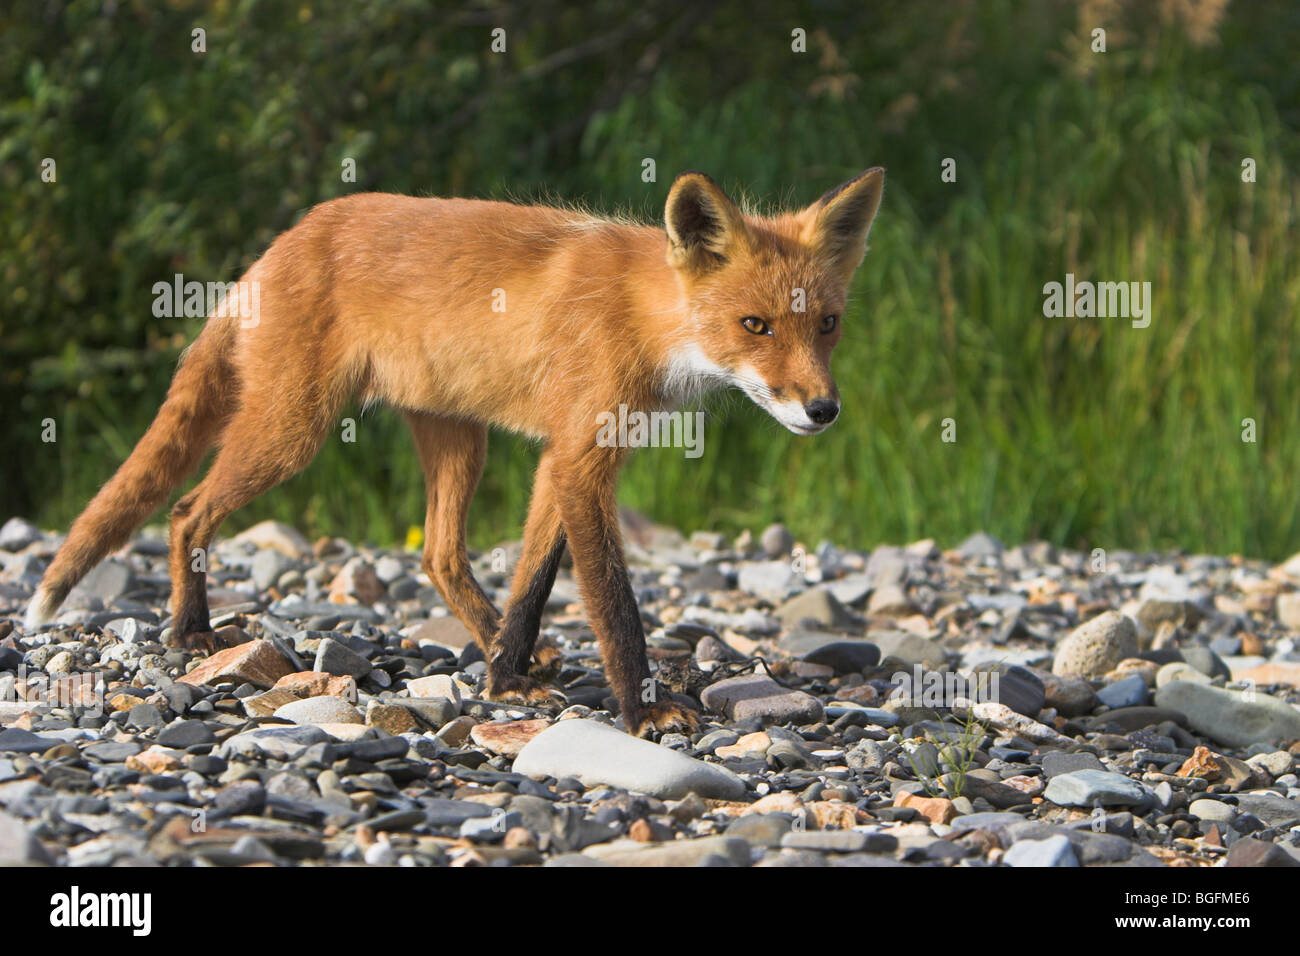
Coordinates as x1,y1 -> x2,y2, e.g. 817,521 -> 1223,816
550,443 -> 699,737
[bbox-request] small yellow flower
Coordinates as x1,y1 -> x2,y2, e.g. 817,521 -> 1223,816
405,525 -> 424,552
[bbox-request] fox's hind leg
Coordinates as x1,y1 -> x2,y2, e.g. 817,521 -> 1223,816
485,450 -> 567,705
405,413 -> 503,655
168,389 -> 339,649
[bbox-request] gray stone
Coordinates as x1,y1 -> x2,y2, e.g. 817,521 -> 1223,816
1003,822 -> 1136,864
689,530 -> 727,551
781,634 -> 879,673
549,805 -> 619,852
694,635 -> 741,662
1138,568 -> 1205,604
1043,769 -> 1154,809
399,697 -> 459,727
105,617 -> 160,645
1247,751 -> 1295,778
1041,751 -> 1105,778
846,739 -> 886,772
968,592 -> 1029,613
1042,673 -> 1098,717
73,559 -> 136,603
774,589 -> 856,630
1180,646 -> 1230,680
873,631 -> 947,670
313,637 -> 372,678
1097,674 -> 1149,709
736,561 -> 797,600
1002,834 -> 1078,867
83,741 -> 141,762
273,695 -> 362,725
825,574 -> 873,606
461,810 -> 521,842
423,798 -> 494,827
582,835 -> 752,867
696,729 -> 740,753
506,794 -> 556,834
0,518 -> 40,552
409,616 -> 476,650
767,738 -> 818,770
760,523 -> 795,558
957,532 -> 1003,559
156,719 -> 216,749
1053,611 -> 1138,679
512,719 -> 746,800
1085,706 -> 1187,734
901,740 -> 941,778
1232,793 -> 1300,829
406,673 -> 462,706
699,674 -> 824,725
0,809 -> 52,864
1154,681 -> 1300,749
0,728 -> 58,754
218,725 -> 334,760
1188,798 -> 1236,824
1135,598 -> 1198,633
127,703 -> 165,731
947,773 -> 1034,809
1226,836 -> 1300,867
725,813 -> 793,848
214,780 -> 267,816
543,853 -> 612,867
881,698 -> 948,726
1071,832 -> 1146,866
1277,592 -> 1300,630
1208,635 -> 1241,657
252,550 -> 295,592
865,547 -> 908,585
985,664 -> 1046,718
373,555 -> 406,584
781,830 -> 886,853
946,812 -> 1027,840
867,584 -> 915,617
1155,662 -> 1211,688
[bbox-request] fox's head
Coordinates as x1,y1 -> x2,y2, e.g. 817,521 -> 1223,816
661,167 -> 883,435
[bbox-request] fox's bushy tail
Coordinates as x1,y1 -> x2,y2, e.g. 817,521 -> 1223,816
25,320 -> 238,629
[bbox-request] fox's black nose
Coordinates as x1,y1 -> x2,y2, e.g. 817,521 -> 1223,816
805,398 -> 839,425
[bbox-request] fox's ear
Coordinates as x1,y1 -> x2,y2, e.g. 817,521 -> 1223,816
665,172 -> 749,271
803,167 -> 884,277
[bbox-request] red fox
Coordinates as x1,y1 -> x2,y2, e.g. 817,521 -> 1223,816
26,168 -> 884,736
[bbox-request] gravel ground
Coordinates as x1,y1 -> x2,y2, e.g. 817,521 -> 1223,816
2,514 -> 1299,868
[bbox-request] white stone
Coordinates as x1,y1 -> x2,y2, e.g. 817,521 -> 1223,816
512,719 -> 746,800
273,695 -> 363,725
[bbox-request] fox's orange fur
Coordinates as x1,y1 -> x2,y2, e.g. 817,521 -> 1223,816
27,168 -> 884,735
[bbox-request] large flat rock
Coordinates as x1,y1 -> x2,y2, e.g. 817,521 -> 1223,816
1154,681 -> 1300,748
512,719 -> 746,800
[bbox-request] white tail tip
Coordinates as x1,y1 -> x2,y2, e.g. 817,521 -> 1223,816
23,587 -> 57,631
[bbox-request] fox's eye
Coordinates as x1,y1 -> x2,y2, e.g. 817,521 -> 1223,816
741,316 -> 770,336
820,314 -> 838,334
